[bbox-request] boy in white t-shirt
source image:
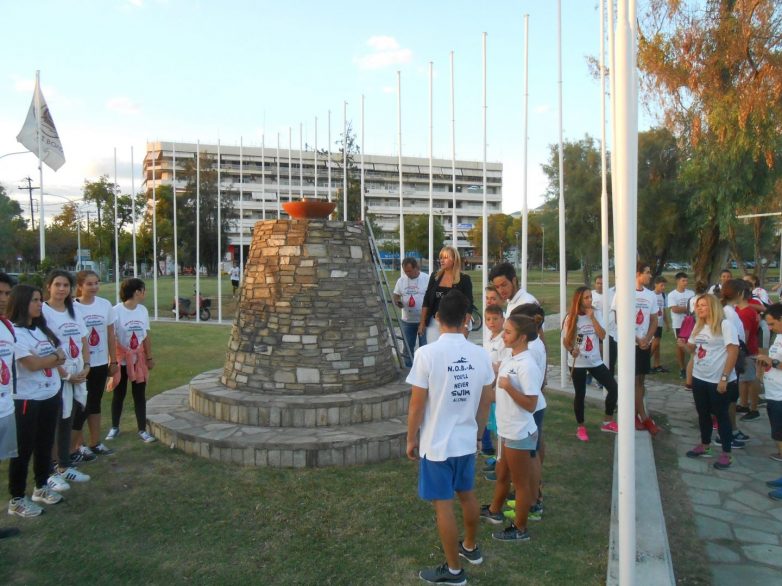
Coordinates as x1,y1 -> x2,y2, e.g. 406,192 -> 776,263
406,290 -> 494,585
650,276 -> 670,373
481,304 -> 506,460
668,272 -> 695,379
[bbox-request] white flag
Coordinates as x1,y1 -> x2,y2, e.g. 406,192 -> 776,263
16,77 -> 65,171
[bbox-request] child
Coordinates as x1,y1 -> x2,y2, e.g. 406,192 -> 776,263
651,276 -> 670,373
481,305 -> 507,461
406,290 -> 494,585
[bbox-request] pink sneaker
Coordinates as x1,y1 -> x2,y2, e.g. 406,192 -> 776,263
576,426 -> 589,442
600,421 -> 618,434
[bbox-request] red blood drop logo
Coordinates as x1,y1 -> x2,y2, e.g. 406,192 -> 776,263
68,337 -> 79,358
89,327 -> 100,346
697,345 -> 706,359
636,309 -> 644,325
0,359 -> 9,386
44,368 -> 52,377
408,295 -> 415,307
585,337 -> 593,352
129,332 -> 139,350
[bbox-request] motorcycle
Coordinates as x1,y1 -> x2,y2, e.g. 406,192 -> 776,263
172,290 -> 211,321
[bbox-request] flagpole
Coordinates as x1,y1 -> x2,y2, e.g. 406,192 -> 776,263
239,137 -> 244,278
360,95 -> 365,222
397,71 -> 404,273
482,33 -> 489,300
600,0 -> 610,364
327,110 -> 332,203
131,146 -> 137,277
557,0 -> 567,383
261,134 -> 266,221
113,148 -> 120,304
195,140 -> 201,323
521,14 -> 530,291
217,139 -> 222,323
314,117 -> 319,200
34,72 -> 45,262
428,61 -> 434,272
152,146 -> 158,320
343,100 -> 348,222
173,143 -> 180,321
299,122 -> 304,198
276,133 -> 281,217
450,51 -> 457,251
288,127 -> 292,202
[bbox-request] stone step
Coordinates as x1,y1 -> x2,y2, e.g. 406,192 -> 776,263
147,385 -> 408,468
189,370 -> 410,427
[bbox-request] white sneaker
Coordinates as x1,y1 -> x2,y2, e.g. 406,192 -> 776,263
138,430 -> 156,443
60,467 -> 90,483
79,445 -> 95,457
8,497 -> 43,518
106,427 -> 119,440
47,473 -> 71,492
32,486 -> 63,505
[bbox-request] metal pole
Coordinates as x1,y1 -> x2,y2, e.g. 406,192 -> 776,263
288,127 -> 292,202
36,71 -> 45,262
173,144 -> 179,321
239,137 -> 244,278
521,14 -> 530,290
299,122 -> 304,198
261,134 -> 266,220
557,1 -> 567,382
482,32 -> 488,300
428,61 -> 434,271
600,0 -> 610,364
314,117 -> 319,200
76,208 -> 81,271
361,95 -> 365,222
397,71 -> 404,273
131,145 -> 137,277
276,133 -> 281,217
113,148 -> 119,304
217,139 -> 222,322
450,51 -> 457,251
343,100 -> 348,222
327,110 -> 332,203
195,141 -> 201,323
152,146 -> 158,320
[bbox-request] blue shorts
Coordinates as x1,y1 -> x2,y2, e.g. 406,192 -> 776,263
418,453 -> 476,501
501,432 -> 538,451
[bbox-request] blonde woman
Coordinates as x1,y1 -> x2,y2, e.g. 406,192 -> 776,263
678,294 -> 739,470
418,247 -> 473,344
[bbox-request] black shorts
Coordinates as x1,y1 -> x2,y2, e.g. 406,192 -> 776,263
654,326 -> 663,339
231,279 -> 239,288
635,346 -> 651,376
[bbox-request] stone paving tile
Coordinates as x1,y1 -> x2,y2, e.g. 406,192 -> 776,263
688,489 -> 721,506
733,527 -> 779,545
712,563 -> 782,585
742,544 -> 782,567
695,515 -> 733,540
704,542 -> 740,563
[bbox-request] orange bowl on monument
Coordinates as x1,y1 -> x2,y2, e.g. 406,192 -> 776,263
282,199 -> 337,219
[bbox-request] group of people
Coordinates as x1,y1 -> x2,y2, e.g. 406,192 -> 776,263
401,252 -> 782,584
0,270 -> 155,536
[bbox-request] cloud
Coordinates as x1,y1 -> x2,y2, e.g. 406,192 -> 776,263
106,96 -> 141,115
535,104 -> 551,114
355,36 -> 413,70
381,86 -> 395,94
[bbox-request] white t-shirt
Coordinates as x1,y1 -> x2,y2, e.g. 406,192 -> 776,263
406,333 -> 494,461
764,336 -> 782,401
529,337 -> 547,412
592,289 -> 610,328
114,303 -> 151,364
655,292 -> 667,331
722,305 -> 745,343
75,297 -> 116,367
504,288 -> 539,317
393,272 -> 429,323
0,320 -> 15,418
14,326 -> 61,401
229,267 -> 240,281
752,287 -> 770,305
688,320 -> 739,384
495,349 -> 542,440
609,287 -> 657,343
563,314 -> 603,369
667,289 -> 695,329
43,303 -> 87,368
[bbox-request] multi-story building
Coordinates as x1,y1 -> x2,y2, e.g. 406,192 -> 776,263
143,141 -> 502,262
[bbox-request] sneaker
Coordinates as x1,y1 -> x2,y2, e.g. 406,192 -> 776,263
90,443 -> 115,456
769,488 -> 782,502
70,450 -> 96,465
482,461 -> 496,473
457,541 -> 483,565
643,417 -> 660,436
79,445 -> 95,457
679,369 -> 686,380
138,430 -> 156,443
46,473 -> 71,492
770,453 -> 782,462
657,366 -> 670,373
480,504 -> 504,525
32,486 -> 63,505
736,404 -> 751,414
767,476 -> 782,488
686,444 -> 713,458
635,415 -> 646,431
576,426 -> 589,442
734,431 -> 751,441
418,563 -> 466,585
483,471 -> 497,481
713,452 -> 733,470
8,497 -> 43,518
106,427 -> 119,440
492,524 -> 530,542
731,439 -> 746,450
600,421 -> 618,434
741,410 -> 760,421
59,467 -> 90,483
529,503 -> 543,521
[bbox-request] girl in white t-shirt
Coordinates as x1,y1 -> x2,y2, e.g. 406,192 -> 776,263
7,285 -> 67,517
754,304 -> 782,466
679,294 -> 739,470
107,278 -> 156,443
483,315 -> 542,543
73,270 -> 118,456
562,287 -> 619,441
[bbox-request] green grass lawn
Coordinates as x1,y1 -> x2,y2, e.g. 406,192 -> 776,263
0,322 -> 617,585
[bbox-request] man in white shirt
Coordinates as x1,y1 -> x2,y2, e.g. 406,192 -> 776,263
489,262 -> 538,317
393,257 -> 429,368
668,272 -> 695,379
406,290 -> 494,585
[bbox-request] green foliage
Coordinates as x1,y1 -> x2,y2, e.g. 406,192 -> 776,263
0,184 -> 29,269
467,213 -> 516,262
403,214 -> 445,258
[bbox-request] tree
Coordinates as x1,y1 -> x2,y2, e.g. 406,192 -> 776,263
404,215 -> 445,259
467,213 -> 515,262
638,0 -> 782,283
0,185 -> 29,269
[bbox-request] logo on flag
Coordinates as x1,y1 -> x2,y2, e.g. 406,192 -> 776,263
16,76 -> 65,171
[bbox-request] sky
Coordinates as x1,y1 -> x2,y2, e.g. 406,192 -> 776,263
0,0 -> 654,222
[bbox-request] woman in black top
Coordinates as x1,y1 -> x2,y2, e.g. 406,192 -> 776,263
418,246 -> 473,343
